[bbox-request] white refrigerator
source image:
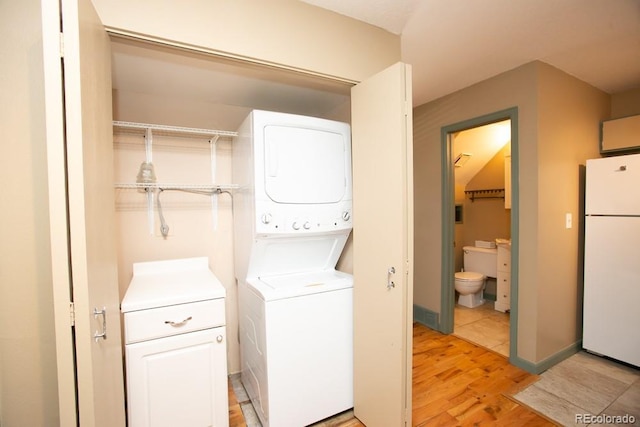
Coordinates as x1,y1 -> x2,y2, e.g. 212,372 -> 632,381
583,153 -> 640,367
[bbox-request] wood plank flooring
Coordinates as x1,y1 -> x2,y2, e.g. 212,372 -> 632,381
229,323 -> 556,426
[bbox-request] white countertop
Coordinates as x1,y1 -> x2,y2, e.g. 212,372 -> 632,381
121,257 -> 226,313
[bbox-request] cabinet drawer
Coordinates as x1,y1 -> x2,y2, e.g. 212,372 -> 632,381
124,298 -> 225,344
497,250 -> 511,272
495,279 -> 510,312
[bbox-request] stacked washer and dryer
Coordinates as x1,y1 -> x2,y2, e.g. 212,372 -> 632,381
232,110 -> 354,426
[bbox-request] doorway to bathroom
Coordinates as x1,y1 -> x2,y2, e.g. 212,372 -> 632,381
440,108 -> 519,360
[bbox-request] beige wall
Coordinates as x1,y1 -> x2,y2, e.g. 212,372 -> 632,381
0,0 -> 60,425
413,61 -> 611,367
92,0 -> 400,83
535,63 -> 609,361
462,146 -> 511,249
611,87 -> 640,118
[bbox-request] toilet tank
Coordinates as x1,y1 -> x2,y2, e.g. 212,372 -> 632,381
463,246 -> 497,278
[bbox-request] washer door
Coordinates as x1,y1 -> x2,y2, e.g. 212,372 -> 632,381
263,125 -> 348,204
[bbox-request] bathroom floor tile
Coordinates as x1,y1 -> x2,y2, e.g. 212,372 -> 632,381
491,341 -> 510,357
454,317 -> 509,350
453,301 -> 510,357
454,306 -> 488,326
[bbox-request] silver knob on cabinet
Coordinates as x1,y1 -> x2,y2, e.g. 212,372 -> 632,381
216,335 -> 223,343
342,211 -> 351,221
261,213 -> 272,224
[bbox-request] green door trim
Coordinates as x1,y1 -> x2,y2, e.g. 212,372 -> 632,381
440,107 -> 519,362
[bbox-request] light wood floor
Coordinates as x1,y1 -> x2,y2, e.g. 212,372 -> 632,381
229,323 -> 556,426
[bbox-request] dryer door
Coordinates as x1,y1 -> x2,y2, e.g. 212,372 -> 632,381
263,125 -> 348,204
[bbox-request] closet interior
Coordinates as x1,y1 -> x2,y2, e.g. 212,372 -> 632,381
109,35 -> 353,373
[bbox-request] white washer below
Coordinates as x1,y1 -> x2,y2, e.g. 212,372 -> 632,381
238,269 -> 353,427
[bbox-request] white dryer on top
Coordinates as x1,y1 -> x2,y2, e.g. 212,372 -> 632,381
233,109 -> 352,280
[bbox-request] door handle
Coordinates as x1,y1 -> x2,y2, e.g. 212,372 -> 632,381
387,267 -> 396,290
93,307 -> 107,342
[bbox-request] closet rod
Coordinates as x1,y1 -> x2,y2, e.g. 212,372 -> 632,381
113,121 -> 238,138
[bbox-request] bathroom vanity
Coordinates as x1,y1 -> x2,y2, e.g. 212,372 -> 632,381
495,244 -> 511,313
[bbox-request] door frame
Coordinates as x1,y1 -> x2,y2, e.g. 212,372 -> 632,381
440,107 -> 519,360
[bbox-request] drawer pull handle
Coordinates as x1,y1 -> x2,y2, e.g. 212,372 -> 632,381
164,316 -> 192,327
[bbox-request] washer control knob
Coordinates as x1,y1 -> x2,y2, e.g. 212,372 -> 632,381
261,213 -> 272,224
303,221 -> 311,230
292,221 -> 301,230
342,211 -> 351,221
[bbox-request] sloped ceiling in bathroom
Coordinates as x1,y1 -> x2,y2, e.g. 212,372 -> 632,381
453,120 -> 510,187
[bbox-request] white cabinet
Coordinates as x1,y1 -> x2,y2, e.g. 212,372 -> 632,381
122,257 -> 229,427
126,326 -> 228,427
495,246 -> 511,312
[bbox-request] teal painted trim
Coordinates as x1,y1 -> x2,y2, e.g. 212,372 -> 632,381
510,340 -> 582,374
440,126 -> 455,334
440,107 -> 520,349
507,109 -> 520,366
413,304 -> 439,330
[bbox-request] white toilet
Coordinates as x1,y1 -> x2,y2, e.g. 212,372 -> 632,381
455,246 -> 497,308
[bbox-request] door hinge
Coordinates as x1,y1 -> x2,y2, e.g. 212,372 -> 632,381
59,32 -> 64,58
69,302 -> 75,326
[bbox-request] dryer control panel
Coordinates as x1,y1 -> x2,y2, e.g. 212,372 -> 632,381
255,201 -> 352,235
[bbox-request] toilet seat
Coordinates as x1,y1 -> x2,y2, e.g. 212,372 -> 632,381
455,271 -> 483,281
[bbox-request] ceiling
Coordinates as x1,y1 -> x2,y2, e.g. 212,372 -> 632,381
453,120 -> 510,187
302,0 -> 640,106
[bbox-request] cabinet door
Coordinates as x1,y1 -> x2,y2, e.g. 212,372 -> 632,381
42,0 -> 126,425
126,328 -> 229,427
351,62 -> 413,427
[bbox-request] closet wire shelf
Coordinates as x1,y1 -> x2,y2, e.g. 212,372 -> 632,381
114,183 -> 239,191
113,120 -> 237,236
113,120 -> 238,139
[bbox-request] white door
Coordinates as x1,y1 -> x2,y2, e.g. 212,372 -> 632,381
583,216 -> 640,366
42,0 -> 126,425
264,125 -> 348,203
351,62 -> 414,426
585,153 -> 640,215
126,328 -> 229,427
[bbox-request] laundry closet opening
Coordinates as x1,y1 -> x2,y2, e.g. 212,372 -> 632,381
108,35 -> 354,375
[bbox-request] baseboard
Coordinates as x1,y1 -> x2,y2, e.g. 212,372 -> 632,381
413,304 -> 439,330
511,340 -> 582,374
